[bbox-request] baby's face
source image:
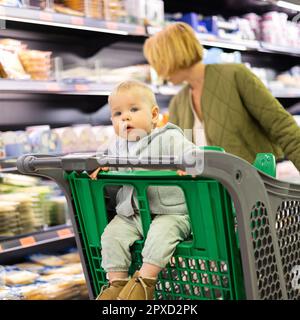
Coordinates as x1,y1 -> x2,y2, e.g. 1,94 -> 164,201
110,90 -> 159,141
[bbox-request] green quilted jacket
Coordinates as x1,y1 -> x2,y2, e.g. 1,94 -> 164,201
169,63 -> 300,170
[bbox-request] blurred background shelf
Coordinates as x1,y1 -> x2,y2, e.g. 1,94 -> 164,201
0,224 -> 75,264
0,5 -> 146,36
0,79 -> 299,99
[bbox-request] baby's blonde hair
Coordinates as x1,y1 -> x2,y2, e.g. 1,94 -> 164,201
144,22 -> 204,78
108,80 -> 157,108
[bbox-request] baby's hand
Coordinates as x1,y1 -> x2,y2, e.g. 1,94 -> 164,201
177,170 -> 187,176
176,170 -> 196,178
89,167 -> 109,180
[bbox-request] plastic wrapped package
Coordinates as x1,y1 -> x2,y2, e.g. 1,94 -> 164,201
0,173 -> 39,187
0,286 -> 22,300
103,0 -> 126,22
2,131 -> 23,157
85,0 -> 104,19
261,11 -> 290,47
0,48 -> 30,80
13,262 -> 46,274
42,262 -> 83,275
35,280 -> 80,300
125,0 -> 146,24
21,185 -> 54,229
48,196 -> 67,226
92,125 -> 115,152
0,269 -> 40,286
60,251 -> 81,263
0,193 -> 35,234
145,0 -> 164,27
52,127 -> 79,153
72,124 -> 97,152
243,13 -> 261,40
0,201 -> 21,237
26,125 -> 61,154
29,254 -> 66,267
99,64 -> 151,83
0,39 -> 27,52
54,2 -> 84,16
0,0 -> 21,6
1,249 -> 88,300
63,0 -> 85,13
22,0 -> 48,10
18,50 -> 52,80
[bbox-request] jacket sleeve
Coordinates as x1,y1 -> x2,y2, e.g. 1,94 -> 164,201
168,95 -> 179,126
235,64 -> 300,171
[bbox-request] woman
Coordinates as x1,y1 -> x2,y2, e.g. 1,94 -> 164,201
143,22 -> 300,171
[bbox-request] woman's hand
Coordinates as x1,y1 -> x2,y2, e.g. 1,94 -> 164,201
89,167 -> 109,180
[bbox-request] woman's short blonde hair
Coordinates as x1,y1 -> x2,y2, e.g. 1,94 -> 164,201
144,22 -> 204,78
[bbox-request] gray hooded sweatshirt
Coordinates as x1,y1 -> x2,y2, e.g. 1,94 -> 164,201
107,122 -> 198,217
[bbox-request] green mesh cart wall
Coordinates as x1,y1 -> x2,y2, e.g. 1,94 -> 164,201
17,150 -> 300,300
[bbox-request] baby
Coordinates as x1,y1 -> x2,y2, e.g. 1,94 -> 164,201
90,80 -> 198,300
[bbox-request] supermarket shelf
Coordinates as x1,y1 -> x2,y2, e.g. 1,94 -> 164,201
199,36 -> 300,57
0,225 -> 75,263
197,34 -> 260,51
259,42 -> 300,57
149,28 -> 300,57
0,5 -> 299,58
0,5 -> 146,36
1,80 -> 299,99
0,79 -> 115,95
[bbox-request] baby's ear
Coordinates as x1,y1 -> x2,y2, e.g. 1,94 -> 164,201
152,105 -> 160,123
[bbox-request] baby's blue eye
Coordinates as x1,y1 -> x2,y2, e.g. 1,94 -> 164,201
131,107 -> 139,112
114,111 -> 121,116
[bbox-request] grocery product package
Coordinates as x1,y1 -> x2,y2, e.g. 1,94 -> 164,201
19,49 -> 52,80
0,48 -> 30,80
26,125 -> 61,154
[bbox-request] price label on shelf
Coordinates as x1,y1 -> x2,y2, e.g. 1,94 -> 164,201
105,21 -> 118,30
39,12 -> 53,22
74,84 -> 89,92
20,236 -> 36,247
57,228 -> 72,238
71,17 -> 84,26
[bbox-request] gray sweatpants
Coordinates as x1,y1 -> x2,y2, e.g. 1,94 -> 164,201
101,214 -> 191,272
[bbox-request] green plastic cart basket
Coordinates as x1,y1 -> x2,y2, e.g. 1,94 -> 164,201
17,149 -> 300,300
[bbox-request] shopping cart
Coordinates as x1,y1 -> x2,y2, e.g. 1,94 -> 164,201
17,149 -> 300,300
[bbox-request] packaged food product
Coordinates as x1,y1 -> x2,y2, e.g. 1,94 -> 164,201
0,269 -> 40,285
43,263 -> 83,275
18,50 -> 52,80
29,254 -> 66,267
60,251 -> 81,263
0,48 -> 30,80
13,262 -> 46,273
